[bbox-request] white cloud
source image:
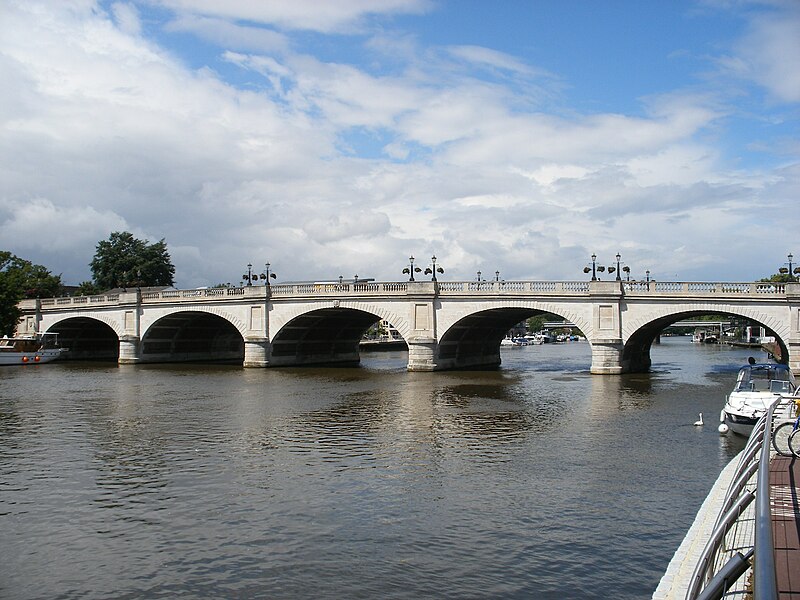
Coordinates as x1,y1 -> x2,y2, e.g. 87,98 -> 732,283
155,0 -> 433,33
735,9 -> 800,103
166,15 -> 290,54
0,0 -> 797,288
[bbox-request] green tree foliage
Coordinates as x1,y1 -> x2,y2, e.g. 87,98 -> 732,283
760,273 -> 796,283
526,315 -> 546,333
0,251 -> 63,335
90,232 -> 175,290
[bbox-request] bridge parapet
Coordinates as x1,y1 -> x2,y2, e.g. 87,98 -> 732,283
623,281 -> 790,296
270,282 -> 411,296
21,281 -> 796,312
437,281 -> 590,294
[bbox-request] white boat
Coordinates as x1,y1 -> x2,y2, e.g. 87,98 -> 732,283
720,362 -> 796,436
692,329 -> 718,344
500,337 -> 530,347
0,333 -> 67,365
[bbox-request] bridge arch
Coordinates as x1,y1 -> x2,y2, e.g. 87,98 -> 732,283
270,300 -> 411,342
46,315 -> 121,361
269,305 -> 402,367
139,310 -> 245,364
436,303 -> 592,370
622,307 -> 790,373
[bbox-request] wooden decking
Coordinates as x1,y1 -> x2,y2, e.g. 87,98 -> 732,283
770,455 -> 800,599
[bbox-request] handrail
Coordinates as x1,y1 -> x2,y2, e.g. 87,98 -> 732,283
685,395 -> 787,600
753,400 -> 778,599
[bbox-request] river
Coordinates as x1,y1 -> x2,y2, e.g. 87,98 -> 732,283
0,337 -> 759,599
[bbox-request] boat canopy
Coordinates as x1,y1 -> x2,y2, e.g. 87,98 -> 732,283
734,363 -> 796,393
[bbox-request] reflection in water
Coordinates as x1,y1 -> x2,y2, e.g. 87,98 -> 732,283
0,338 -> 752,600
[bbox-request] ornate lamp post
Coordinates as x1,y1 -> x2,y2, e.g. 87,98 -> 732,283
424,255 -> 444,281
402,256 -> 421,281
259,262 -> 277,286
242,263 -> 256,286
495,270 -> 500,282
779,253 -> 800,281
582,254 -> 606,280
477,270 -> 483,282
614,253 -> 622,281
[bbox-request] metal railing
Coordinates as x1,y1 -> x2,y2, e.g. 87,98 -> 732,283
685,397 -> 787,600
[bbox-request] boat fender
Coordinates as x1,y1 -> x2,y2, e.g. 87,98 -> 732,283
21,356 -> 28,363
718,423 -> 729,435
34,355 -> 40,362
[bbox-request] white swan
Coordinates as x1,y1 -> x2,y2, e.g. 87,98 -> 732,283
693,412 -> 704,426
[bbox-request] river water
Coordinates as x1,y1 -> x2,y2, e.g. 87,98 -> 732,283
0,337 -> 759,599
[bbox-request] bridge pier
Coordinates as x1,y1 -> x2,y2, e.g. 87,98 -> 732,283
407,337 -> 439,371
590,339 -> 625,374
118,335 -> 140,364
789,340 -> 800,374
243,337 -> 270,368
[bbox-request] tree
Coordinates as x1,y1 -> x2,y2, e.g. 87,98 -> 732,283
0,251 -> 63,335
760,273 -> 796,283
89,232 -> 175,290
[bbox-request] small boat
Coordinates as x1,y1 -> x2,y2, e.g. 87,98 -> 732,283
0,333 -> 67,365
720,362 -> 796,436
692,329 -> 718,344
501,337 -> 529,347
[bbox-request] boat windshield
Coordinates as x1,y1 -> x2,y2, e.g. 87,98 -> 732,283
734,364 -> 795,393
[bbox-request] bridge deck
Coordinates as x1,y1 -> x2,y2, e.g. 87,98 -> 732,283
770,455 -> 800,599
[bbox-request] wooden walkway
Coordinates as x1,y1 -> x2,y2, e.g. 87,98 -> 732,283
770,455 -> 800,599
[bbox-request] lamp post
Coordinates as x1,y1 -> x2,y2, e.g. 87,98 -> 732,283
495,270 -> 500,282
424,255 -> 444,281
614,253 -> 622,281
259,262 -> 277,286
242,263 -> 255,286
402,256 -> 421,281
582,254 -> 606,280
477,270 -> 482,282
779,253 -> 800,281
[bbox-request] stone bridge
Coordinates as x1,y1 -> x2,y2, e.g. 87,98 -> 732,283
16,279 -> 800,374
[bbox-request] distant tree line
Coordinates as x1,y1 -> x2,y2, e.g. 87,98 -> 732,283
0,232 -> 175,335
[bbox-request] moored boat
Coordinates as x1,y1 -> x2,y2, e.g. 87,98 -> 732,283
719,361 -> 796,436
0,333 -> 67,365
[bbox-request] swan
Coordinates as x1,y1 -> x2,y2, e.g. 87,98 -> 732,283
693,413 -> 704,426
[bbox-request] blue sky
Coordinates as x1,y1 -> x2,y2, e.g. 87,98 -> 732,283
1,0 -> 798,286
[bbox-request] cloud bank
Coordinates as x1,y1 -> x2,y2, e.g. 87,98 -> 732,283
0,0 -> 798,287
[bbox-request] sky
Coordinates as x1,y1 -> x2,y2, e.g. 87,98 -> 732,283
1,0 -> 799,287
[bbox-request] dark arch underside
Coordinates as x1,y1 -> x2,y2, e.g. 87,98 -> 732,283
271,308 -> 383,366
